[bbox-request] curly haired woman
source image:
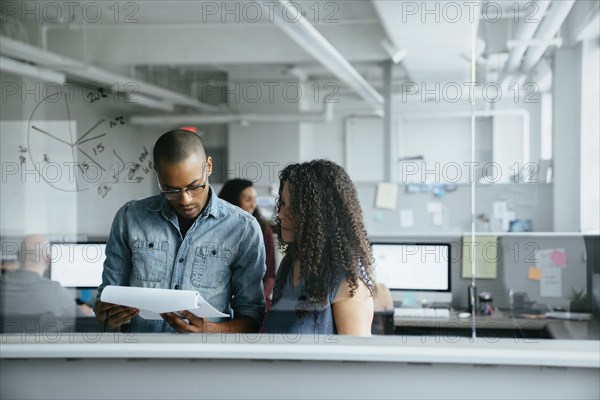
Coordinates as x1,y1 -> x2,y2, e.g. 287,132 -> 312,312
262,160 -> 375,336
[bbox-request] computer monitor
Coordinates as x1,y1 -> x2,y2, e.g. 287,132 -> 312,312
50,243 -> 105,288
371,242 -> 452,306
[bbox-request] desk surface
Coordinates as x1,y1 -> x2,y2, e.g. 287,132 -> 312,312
393,310 -> 600,340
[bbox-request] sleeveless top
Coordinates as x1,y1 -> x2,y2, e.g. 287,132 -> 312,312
262,256 -> 345,336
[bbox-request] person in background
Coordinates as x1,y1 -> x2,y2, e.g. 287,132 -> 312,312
0,235 -> 89,322
262,160 -> 375,336
370,281 -> 395,335
94,129 -> 266,333
373,282 -> 394,311
218,179 -> 276,310
0,258 -> 19,275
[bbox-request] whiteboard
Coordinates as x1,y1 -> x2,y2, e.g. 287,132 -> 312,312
0,118 -> 158,237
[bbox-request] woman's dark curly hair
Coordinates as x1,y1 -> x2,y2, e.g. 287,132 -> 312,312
272,159 -> 374,308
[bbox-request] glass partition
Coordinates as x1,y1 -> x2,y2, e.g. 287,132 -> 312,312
0,1 -> 597,342
470,0 -> 598,341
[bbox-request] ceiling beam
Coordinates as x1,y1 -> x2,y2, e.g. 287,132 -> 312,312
261,0 -> 383,109
0,36 -> 221,112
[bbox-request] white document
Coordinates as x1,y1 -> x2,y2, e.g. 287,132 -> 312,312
536,248 -> 554,269
426,201 -> 442,213
100,286 -> 229,320
540,267 -> 562,298
431,212 -> 443,226
493,201 -> 507,220
503,210 -> 516,231
400,209 -> 414,228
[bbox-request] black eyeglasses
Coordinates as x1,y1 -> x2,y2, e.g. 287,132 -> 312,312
157,177 -> 208,200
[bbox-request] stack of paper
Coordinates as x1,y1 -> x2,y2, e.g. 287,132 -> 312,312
100,286 -> 229,320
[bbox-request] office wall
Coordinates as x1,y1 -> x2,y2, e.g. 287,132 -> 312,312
303,94 -> 542,188
298,94 -> 529,183
1,72 -> 554,238
358,182 -> 553,235
222,86 -> 553,232
493,114 -> 525,183
228,123 -> 301,187
226,72 -> 305,187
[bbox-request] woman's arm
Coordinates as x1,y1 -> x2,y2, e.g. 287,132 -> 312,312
332,279 -> 374,336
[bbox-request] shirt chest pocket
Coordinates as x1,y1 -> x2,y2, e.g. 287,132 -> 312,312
191,244 -> 233,289
131,240 -> 169,282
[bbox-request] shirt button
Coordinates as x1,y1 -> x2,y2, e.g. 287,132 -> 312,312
174,285 -> 181,290
148,243 -> 154,249
178,258 -> 184,263
212,250 -> 217,255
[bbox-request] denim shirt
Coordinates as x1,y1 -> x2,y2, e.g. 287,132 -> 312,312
98,187 -> 266,333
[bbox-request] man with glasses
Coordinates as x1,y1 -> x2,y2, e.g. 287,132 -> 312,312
94,129 -> 266,333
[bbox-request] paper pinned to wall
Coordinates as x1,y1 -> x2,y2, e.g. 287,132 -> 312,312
427,201 -> 443,226
426,201 -> 442,213
540,267 -> 562,297
461,236 -> 498,279
400,209 -> 414,228
375,183 -> 398,210
432,212 -> 443,226
503,210 -> 516,231
493,201 -> 508,220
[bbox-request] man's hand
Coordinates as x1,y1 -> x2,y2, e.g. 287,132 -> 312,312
162,312 -> 259,333
94,300 -> 139,330
162,310 -> 212,333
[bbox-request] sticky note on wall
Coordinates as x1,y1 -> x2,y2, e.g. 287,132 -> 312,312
550,249 -> 567,267
528,267 -> 542,281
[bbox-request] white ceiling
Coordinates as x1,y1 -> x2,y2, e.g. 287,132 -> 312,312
40,1 -> 387,67
2,0 -> 588,105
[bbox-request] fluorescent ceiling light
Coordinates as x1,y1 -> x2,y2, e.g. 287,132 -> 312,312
507,38 -> 563,49
263,0 -> 383,109
0,56 -> 66,84
130,103 -> 334,126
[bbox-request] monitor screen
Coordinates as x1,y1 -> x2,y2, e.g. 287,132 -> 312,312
50,243 -> 105,288
372,243 -> 451,305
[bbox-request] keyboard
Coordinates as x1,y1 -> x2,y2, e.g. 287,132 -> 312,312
394,307 -> 450,319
